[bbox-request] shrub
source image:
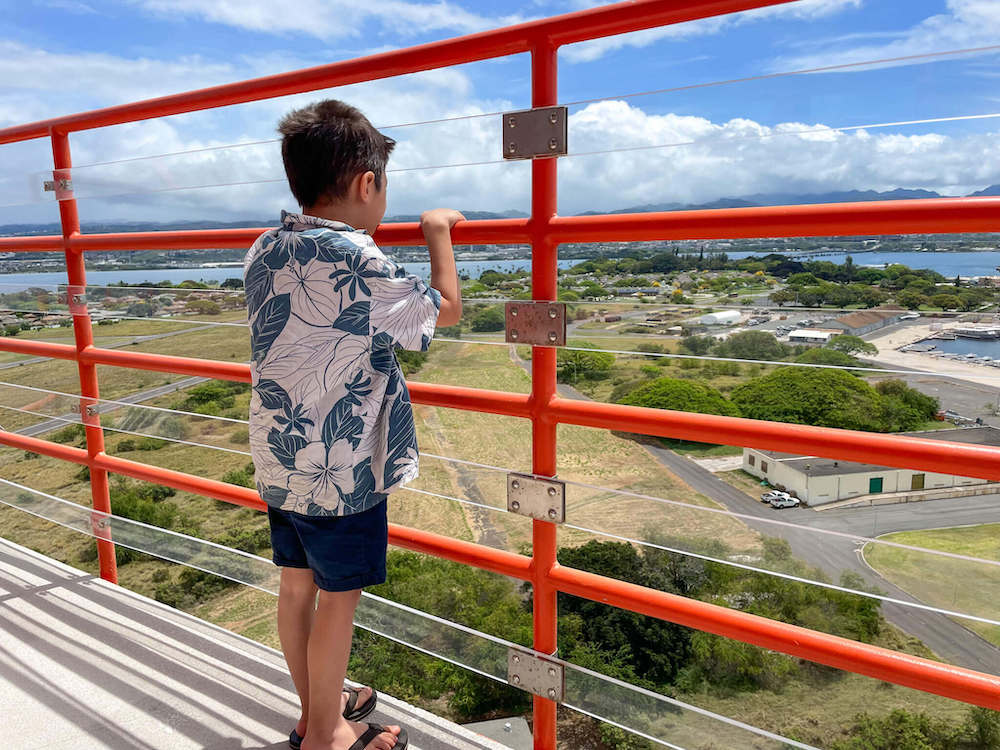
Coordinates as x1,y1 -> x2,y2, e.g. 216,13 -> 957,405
222,462 -> 256,489
50,423 -> 85,446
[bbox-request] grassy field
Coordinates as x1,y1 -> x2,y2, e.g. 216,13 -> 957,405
864,525 -> 1000,647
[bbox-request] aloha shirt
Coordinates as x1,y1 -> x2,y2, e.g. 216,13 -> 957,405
243,211 -> 441,516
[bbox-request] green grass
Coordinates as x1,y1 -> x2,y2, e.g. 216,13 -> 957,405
864,525 -> 1000,647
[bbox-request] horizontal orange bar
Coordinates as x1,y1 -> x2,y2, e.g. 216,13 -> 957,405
80,346 -> 252,382
548,197 -> 1000,241
550,397 -> 1000,482
389,523 -> 533,581
0,0 -> 793,144
549,564 -> 1000,710
0,430 -> 90,464
0,337 -> 78,361
94,453 -> 264,509
408,382 -> 533,419
2,198 -> 996,257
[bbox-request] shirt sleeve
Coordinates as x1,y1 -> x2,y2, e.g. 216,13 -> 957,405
367,254 -> 442,352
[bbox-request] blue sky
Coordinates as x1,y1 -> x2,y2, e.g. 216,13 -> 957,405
1,0 -> 998,224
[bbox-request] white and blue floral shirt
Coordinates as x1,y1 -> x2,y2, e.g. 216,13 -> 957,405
243,211 -> 441,516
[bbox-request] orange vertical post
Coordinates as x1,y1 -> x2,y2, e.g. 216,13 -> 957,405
529,41 -> 559,750
50,129 -> 118,583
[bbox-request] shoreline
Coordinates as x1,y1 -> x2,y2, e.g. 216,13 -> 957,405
866,324 -> 1000,389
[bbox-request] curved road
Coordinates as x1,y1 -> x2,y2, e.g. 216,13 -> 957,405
512,344 -> 1000,673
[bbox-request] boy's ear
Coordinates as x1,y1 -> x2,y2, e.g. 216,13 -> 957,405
358,170 -> 377,203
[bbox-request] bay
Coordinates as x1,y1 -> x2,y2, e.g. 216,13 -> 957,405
0,251 -> 997,293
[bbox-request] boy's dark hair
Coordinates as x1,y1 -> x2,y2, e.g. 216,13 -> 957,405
278,99 -> 396,208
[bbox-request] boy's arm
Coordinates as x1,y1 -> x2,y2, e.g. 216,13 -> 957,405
420,209 -> 464,328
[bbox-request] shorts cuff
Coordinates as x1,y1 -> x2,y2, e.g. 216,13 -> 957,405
313,568 -> 387,592
273,556 -> 310,569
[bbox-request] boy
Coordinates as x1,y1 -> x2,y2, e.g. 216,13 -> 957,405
243,99 -> 463,750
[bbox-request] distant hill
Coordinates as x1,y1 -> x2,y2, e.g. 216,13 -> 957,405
1,187 -> 996,236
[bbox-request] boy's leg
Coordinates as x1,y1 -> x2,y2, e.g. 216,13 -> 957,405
278,567 -> 318,736
302,588 -> 401,750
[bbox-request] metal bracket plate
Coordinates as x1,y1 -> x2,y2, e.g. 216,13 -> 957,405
508,647 -> 564,702
505,302 -> 566,346
507,472 -> 565,523
502,106 -> 567,160
65,286 -> 87,313
79,399 -> 99,425
43,171 -> 73,200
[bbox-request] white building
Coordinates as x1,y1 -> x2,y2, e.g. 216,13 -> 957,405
696,310 -> 742,326
787,329 -> 839,345
742,426 -> 999,507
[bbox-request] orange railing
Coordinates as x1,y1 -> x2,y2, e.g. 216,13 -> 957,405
2,0 -> 1000,747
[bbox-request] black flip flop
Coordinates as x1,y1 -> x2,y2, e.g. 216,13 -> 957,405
288,686 -> 379,749
344,685 -> 378,721
349,724 -> 408,750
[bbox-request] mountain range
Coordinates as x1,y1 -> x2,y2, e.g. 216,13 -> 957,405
2,186 -> 998,235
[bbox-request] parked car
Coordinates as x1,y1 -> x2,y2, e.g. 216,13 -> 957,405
771,495 -> 801,509
760,490 -> 789,504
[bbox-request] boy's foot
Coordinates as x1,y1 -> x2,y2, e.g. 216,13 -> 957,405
300,719 -> 403,750
292,686 -> 376,739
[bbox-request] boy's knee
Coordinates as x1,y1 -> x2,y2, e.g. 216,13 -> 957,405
316,587 -> 362,607
280,568 -> 319,599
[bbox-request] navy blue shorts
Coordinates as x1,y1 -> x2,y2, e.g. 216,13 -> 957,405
267,500 -> 388,592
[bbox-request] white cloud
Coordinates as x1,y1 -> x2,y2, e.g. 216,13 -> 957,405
0,41 -> 239,116
129,0 -> 529,40
772,0 -> 1000,72
562,0 -> 862,63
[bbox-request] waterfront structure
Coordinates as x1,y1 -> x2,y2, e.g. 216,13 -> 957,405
743,426 -> 1000,507
826,308 -> 905,336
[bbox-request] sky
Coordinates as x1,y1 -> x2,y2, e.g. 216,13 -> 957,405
0,0 -> 999,225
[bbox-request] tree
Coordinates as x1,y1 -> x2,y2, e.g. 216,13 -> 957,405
679,335 -> 714,356
769,289 -> 796,307
713,330 -> 789,362
794,347 -> 860,369
730,367 -> 888,432
221,278 -> 243,289
186,299 -> 222,315
469,306 -> 505,332
827,335 -> 877,356
125,301 -> 156,317
931,293 -> 963,310
619,377 -> 740,420
557,343 -> 614,384
895,290 -> 927,310
831,709 -> 964,750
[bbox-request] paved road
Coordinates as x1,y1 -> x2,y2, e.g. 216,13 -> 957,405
509,343 -> 1000,672
16,375 -> 209,438
649,446 -> 1000,673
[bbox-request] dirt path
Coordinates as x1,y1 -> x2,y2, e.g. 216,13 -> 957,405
418,407 -> 508,550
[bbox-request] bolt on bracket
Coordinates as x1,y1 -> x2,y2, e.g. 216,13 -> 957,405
507,647 -> 564,702
507,472 -> 565,524
79,399 -> 99,424
505,302 -> 566,346
502,106 -> 568,160
43,171 -> 74,200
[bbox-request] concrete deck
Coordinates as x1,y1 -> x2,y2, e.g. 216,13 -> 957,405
0,538 -> 514,750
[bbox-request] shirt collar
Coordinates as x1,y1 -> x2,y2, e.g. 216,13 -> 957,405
280,209 -> 365,234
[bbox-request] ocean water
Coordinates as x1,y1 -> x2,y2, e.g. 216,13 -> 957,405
0,259 -> 583,293
0,250 -> 994,293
